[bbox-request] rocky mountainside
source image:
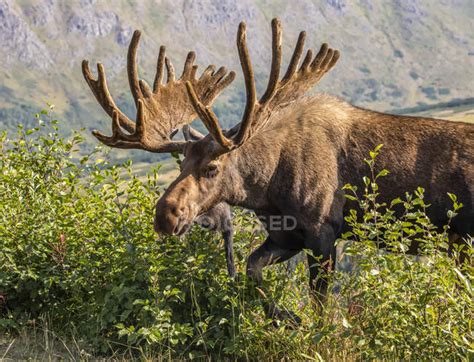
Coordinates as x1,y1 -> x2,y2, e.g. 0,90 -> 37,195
1,0 -> 473,138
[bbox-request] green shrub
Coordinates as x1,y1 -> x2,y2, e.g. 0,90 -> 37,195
338,145 -> 473,359
0,109 -> 297,358
0,113 -> 472,360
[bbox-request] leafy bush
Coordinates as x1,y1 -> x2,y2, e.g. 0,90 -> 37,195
0,112 -> 472,359
338,145 -> 473,359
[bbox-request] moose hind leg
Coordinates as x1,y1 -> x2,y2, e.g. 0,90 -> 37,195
246,237 -> 300,322
306,224 -> 338,310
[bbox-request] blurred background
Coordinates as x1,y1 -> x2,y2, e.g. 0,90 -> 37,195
1,0 -> 473,168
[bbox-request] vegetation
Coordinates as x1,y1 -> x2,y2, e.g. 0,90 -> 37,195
0,111 -> 472,360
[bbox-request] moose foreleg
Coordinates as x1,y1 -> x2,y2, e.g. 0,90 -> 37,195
222,228 -> 236,278
246,237 -> 300,322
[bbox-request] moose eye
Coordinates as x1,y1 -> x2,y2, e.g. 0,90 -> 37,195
203,164 -> 218,178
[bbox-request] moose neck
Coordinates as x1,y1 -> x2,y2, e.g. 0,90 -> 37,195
219,96 -> 354,214
223,134 -> 282,211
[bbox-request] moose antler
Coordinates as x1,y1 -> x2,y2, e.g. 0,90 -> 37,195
82,30 -> 235,153
186,18 -> 340,151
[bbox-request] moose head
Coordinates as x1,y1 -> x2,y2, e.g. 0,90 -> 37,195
82,19 -> 339,235
83,19 -> 339,237
82,29 -> 237,233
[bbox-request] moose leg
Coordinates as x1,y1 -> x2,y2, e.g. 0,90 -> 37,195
222,228 -> 236,278
246,237 -> 300,321
306,225 -> 337,310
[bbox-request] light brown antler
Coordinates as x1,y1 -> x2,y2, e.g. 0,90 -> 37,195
82,30 -> 235,153
186,18 -> 340,151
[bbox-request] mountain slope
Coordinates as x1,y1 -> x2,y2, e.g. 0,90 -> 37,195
0,0 -> 473,139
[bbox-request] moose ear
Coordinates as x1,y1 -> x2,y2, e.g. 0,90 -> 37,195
182,125 -> 205,142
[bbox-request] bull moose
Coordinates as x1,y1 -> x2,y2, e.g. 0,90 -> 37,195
83,18 -> 473,321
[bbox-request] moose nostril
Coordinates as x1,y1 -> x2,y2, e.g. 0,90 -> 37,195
170,206 -> 185,217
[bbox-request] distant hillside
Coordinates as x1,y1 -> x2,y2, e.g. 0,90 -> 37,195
400,98 -> 474,123
1,0 -> 473,161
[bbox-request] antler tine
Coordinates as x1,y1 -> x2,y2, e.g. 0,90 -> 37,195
259,18 -> 282,104
199,65 -> 216,81
211,66 -> 228,82
300,49 -> 313,72
308,43 -> 340,79
182,124 -> 192,141
181,51 -> 196,80
94,107 -> 139,144
139,79 -> 153,98
270,28 -> 340,105
210,70 -> 236,98
215,70 -> 236,91
189,125 -> 205,138
282,31 -> 306,83
165,57 -> 175,83
92,107 -> 185,153
238,21 -> 257,128
135,99 -> 146,137
127,30 -> 144,104
182,125 -> 205,141
310,43 -> 329,70
185,82 -> 233,150
92,111 -> 130,145
234,18 -> 283,146
153,45 -> 166,92
81,60 -> 136,133
233,21 -> 257,146
321,48 -> 340,73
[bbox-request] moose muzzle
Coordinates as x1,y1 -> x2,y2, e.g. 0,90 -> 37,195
154,196 -> 193,236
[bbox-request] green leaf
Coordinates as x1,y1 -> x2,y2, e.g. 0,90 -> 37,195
344,194 -> 358,201
363,176 -> 370,186
453,268 -> 472,294
376,169 -> 390,178
447,192 -> 457,202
